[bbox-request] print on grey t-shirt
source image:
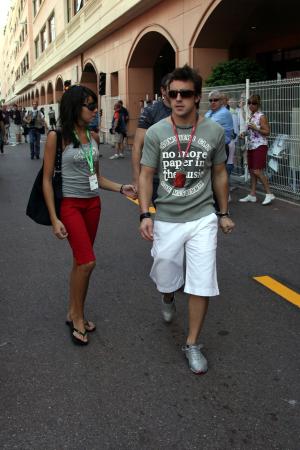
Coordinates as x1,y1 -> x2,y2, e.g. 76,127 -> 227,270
141,117 -> 226,223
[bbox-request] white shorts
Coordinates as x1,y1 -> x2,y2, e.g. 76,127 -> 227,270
150,213 -> 219,297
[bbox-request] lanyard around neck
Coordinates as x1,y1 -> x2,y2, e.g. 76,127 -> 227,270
73,129 -> 94,174
171,115 -> 197,159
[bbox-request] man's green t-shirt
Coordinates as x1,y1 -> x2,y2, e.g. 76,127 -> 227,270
141,117 -> 226,223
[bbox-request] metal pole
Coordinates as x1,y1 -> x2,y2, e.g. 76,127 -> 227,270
244,78 -> 250,182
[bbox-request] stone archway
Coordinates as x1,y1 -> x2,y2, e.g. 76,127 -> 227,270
55,77 -> 64,103
127,27 -> 176,131
191,0 -> 300,81
40,85 -> 46,105
80,61 -> 98,95
35,89 -> 39,104
47,82 -> 54,104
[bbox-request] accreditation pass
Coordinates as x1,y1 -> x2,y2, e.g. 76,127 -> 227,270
89,173 -> 99,190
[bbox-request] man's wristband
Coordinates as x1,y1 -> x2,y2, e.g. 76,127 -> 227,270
140,212 -> 151,222
120,185 -> 124,194
216,212 -> 230,218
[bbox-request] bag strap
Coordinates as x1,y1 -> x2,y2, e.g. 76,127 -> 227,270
54,129 -> 63,174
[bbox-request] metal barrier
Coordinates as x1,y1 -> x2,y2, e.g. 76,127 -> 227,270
201,78 -> 300,201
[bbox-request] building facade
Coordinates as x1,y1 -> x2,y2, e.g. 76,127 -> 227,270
1,0 -> 300,137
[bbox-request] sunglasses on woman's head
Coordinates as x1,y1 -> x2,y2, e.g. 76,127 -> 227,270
248,101 -> 258,105
168,89 -> 195,99
83,102 -> 97,111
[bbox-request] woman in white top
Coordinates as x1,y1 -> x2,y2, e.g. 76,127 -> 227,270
239,94 -> 275,205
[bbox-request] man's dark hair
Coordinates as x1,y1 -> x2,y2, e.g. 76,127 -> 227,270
167,64 -> 202,97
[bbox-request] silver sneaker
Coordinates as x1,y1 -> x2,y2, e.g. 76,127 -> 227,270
109,154 -> 119,160
182,344 -> 208,374
161,294 -> 176,323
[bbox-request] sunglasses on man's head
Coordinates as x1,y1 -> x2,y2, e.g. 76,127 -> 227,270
248,101 -> 258,105
168,89 -> 195,99
83,102 -> 97,111
209,98 -> 220,103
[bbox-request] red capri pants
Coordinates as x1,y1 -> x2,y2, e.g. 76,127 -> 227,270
60,197 -> 101,265
247,145 -> 268,170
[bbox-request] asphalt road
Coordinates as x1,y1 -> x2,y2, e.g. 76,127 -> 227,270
0,141 -> 299,450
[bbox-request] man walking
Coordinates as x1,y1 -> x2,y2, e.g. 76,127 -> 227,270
138,65 -> 234,374
24,101 -> 45,159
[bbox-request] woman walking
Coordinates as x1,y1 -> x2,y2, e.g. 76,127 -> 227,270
43,85 -> 136,345
239,94 -> 275,205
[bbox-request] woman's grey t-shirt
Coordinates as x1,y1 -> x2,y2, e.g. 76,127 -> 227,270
140,117 -> 226,222
62,138 -> 99,198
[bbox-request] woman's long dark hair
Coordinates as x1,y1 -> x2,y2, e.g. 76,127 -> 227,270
59,85 -> 97,147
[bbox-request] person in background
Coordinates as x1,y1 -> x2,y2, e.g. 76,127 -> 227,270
110,102 -> 126,159
227,97 -> 239,176
205,91 -> 233,211
2,105 -> 11,145
88,110 -> 99,133
205,90 -> 233,160
48,106 -> 57,130
42,84 -> 137,346
139,99 -> 144,114
118,100 -> 129,125
21,108 -> 28,143
239,94 -> 275,205
131,73 -> 171,201
11,104 -> 22,144
236,92 -> 248,176
24,101 -> 45,159
88,109 -> 102,157
118,100 -> 129,155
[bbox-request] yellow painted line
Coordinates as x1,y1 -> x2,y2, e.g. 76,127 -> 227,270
254,276 -> 300,308
126,196 -> 156,213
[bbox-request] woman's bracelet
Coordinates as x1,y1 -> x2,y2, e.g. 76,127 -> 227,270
120,184 -> 124,194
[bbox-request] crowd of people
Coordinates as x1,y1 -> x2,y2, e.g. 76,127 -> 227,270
0,104 -> 27,151
2,64 -> 276,375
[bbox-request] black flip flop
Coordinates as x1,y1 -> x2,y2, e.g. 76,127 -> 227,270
65,320 -> 96,333
69,322 -> 89,346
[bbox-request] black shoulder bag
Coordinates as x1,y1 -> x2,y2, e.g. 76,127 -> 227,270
26,129 -> 63,226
